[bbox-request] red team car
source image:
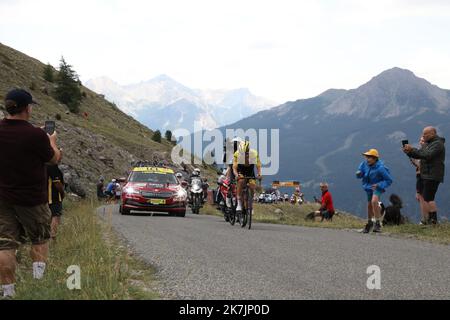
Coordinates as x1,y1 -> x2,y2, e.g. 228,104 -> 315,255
120,167 -> 188,217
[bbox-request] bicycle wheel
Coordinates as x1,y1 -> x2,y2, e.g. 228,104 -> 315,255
229,197 -> 236,226
247,194 -> 253,230
245,188 -> 252,229
241,208 -> 247,228
241,193 -> 247,228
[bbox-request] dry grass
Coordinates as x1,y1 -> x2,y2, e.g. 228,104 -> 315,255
13,199 -> 159,300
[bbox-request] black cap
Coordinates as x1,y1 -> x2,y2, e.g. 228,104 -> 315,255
5,89 -> 39,108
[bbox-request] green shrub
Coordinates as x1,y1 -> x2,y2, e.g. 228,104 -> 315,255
152,130 -> 162,143
43,63 -> 54,83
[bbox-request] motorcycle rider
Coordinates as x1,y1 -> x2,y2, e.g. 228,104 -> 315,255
188,168 -> 208,204
188,170 -> 199,204
233,140 -> 262,215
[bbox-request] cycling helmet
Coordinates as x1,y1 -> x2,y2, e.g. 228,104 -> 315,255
176,173 -> 183,179
232,137 -> 244,153
238,140 -> 250,153
192,170 -> 199,177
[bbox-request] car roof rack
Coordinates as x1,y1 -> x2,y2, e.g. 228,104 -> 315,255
131,160 -> 168,168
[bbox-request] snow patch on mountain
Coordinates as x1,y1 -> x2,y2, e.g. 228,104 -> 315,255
86,75 -> 276,131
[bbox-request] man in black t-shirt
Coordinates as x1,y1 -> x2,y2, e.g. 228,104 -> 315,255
0,89 -> 62,298
47,164 -> 65,240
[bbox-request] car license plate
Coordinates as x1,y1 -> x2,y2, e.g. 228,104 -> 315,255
148,199 -> 166,205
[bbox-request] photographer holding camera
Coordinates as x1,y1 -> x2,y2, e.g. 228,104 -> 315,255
403,127 -> 445,225
0,89 -> 62,298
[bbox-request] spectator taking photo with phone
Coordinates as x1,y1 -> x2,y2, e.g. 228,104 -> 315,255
403,127 -> 446,225
0,89 -> 62,298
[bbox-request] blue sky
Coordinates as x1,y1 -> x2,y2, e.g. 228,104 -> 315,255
1,0 -> 450,102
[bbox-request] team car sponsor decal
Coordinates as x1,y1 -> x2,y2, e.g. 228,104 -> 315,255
132,167 -> 174,174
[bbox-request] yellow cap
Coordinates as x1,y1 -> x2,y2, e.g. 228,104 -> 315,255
362,149 -> 379,158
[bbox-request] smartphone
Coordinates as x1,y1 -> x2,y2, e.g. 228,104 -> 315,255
402,139 -> 409,147
44,120 -> 56,135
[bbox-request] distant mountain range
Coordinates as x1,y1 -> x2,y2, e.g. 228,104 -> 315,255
216,68 -> 450,221
85,75 -> 275,132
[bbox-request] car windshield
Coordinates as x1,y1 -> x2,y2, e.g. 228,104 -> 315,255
129,172 -> 178,184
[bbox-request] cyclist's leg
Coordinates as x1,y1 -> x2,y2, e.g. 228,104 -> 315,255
248,180 -> 257,210
236,179 -> 245,212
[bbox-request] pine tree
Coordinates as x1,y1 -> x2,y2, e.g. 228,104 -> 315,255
164,130 -> 173,142
54,57 -> 82,113
152,130 -> 162,143
43,63 -> 54,82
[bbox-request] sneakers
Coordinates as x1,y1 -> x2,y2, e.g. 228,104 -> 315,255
429,212 -> 438,225
373,221 -> 382,233
362,221 -> 373,233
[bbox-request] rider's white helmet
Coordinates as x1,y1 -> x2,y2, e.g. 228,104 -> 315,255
231,137 -> 244,153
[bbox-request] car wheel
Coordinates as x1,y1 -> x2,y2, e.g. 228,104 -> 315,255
120,206 -> 130,215
178,211 -> 186,217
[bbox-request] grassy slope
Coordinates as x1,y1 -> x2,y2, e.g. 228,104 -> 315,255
203,202 -> 450,245
0,42 -> 218,188
14,199 -> 158,300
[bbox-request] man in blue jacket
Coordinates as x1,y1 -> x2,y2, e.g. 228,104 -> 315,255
356,149 -> 393,233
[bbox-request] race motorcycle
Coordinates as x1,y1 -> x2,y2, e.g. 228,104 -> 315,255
189,177 -> 204,214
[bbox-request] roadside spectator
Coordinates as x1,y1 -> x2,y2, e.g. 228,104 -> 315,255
356,149 -> 393,233
105,179 -> 117,203
46,163 -> 65,241
0,89 -> 62,298
409,137 -> 428,225
97,177 -> 106,200
314,183 -> 335,222
403,127 -> 446,225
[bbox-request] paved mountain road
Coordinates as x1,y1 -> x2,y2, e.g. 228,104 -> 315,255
98,205 -> 450,300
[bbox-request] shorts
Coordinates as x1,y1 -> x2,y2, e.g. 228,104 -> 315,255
321,210 -> 334,220
49,202 -> 63,217
0,200 -> 52,250
422,179 -> 440,202
238,178 -> 257,186
366,190 -> 383,202
416,176 -> 424,195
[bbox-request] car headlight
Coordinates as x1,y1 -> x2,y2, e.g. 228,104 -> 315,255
174,189 -> 187,201
124,187 -> 140,195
